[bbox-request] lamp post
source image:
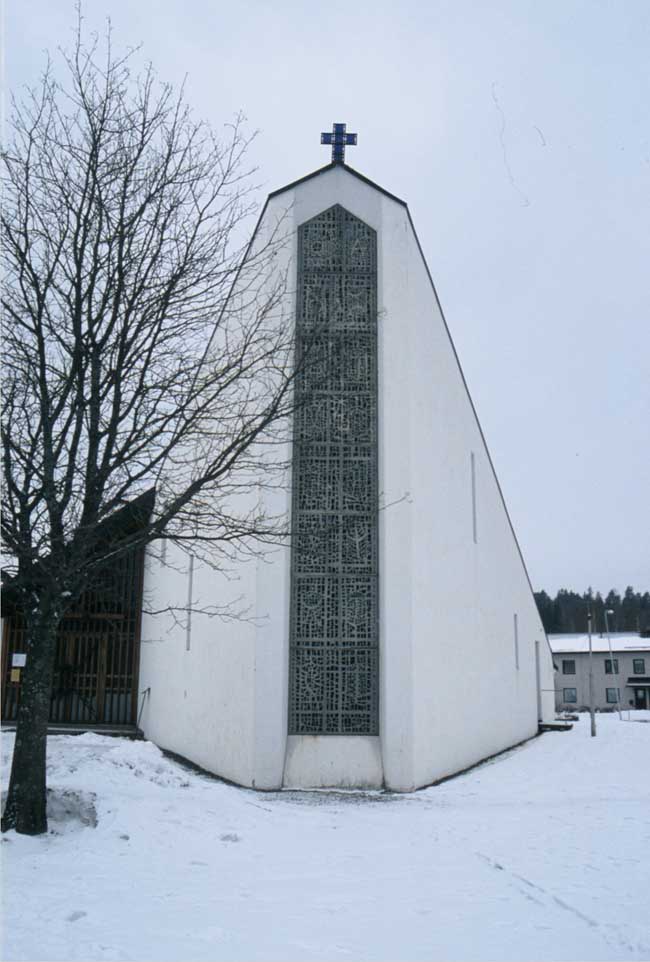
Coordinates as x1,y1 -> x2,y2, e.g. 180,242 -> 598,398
604,608 -> 622,721
587,611 -> 596,737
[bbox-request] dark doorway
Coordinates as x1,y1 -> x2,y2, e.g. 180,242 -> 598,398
2,494 -> 151,729
633,688 -> 648,710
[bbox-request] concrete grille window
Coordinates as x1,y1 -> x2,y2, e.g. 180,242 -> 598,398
288,205 -> 379,736
632,658 -> 646,674
605,658 -> 619,674
563,688 -> 577,703
606,688 -> 620,704
562,659 -> 576,675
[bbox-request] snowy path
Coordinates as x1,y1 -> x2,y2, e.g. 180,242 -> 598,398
2,713 -> 649,961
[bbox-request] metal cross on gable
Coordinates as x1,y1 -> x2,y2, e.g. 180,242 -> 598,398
321,123 -> 358,164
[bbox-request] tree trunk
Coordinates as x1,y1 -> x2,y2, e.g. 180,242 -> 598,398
1,602 -> 60,835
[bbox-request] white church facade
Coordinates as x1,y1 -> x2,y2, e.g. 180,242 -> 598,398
137,135 -> 555,791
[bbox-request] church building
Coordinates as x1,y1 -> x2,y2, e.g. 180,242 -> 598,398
135,126 -> 555,791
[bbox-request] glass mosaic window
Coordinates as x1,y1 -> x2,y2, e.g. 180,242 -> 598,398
288,205 -> 379,735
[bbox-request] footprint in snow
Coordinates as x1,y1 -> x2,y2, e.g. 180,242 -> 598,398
67,911 -> 87,923
219,832 -> 241,843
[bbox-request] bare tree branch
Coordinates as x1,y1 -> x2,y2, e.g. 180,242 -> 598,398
1,17 -> 299,835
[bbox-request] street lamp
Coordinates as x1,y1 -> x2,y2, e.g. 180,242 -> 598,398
587,611 -> 596,737
604,608 -> 622,721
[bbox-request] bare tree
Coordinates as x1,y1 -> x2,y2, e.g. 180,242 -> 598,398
1,24 -> 295,835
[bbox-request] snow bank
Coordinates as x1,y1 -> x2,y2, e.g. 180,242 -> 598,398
2,714 -> 649,961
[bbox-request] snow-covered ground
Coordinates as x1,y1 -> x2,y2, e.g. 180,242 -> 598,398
2,713 -> 649,962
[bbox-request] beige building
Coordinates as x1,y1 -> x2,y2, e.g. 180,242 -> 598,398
550,634 -> 650,712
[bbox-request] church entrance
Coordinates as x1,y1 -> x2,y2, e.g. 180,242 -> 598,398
1,544 -> 145,729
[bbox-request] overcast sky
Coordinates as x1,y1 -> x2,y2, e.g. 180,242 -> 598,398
5,0 -> 649,595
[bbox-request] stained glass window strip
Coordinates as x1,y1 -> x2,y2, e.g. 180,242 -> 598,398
289,205 -> 379,735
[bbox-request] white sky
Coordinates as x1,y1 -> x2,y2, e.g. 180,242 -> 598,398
5,0 -> 649,595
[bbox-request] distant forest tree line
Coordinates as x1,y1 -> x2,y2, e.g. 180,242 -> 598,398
534,588 -> 650,636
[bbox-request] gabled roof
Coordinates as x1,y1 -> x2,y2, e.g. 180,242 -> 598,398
268,162 -> 408,208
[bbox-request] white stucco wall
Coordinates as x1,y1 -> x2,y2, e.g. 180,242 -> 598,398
138,543 -> 257,786
138,164 -> 554,791
384,214 -> 554,787
137,196 -> 295,789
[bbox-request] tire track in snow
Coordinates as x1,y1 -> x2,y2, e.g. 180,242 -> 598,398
476,851 -> 648,959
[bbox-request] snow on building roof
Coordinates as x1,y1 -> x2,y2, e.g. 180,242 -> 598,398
548,633 -> 650,654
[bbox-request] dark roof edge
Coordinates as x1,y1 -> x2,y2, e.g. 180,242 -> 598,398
403,208 -> 551,654
1,487 -> 156,611
268,162 -> 408,208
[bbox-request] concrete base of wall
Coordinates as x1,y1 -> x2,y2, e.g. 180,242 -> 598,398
282,735 -> 384,789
